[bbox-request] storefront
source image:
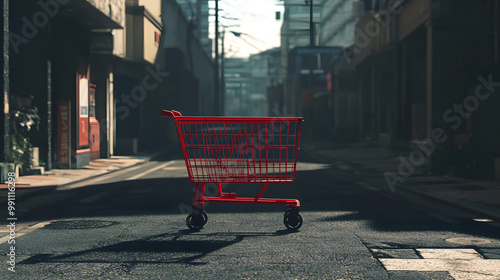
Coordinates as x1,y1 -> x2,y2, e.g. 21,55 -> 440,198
7,0 -> 124,170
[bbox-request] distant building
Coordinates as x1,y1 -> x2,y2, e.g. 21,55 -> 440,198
175,0 -> 212,57
279,0 -> 362,114
319,0 -> 365,141
280,0 -> 321,87
224,58 -> 250,116
156,0 -> 215,144
113,0 -> 163,155
279,0 -> 320,118
319,0 -> 365,47
248,48 -> 281,116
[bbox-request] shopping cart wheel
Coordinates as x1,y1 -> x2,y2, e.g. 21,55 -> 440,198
284,209 -> 302,230
186,211 -> 208,230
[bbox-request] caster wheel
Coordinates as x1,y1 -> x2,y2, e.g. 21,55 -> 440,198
186,210 -> 208,230
284,209 -> 302,230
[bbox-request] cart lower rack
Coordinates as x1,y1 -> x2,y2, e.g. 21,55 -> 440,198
161,110 -> 304,230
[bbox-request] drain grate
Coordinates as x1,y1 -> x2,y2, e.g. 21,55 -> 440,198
43,220 -> 116,230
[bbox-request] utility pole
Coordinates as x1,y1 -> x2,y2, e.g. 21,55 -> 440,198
3,0 -> 10,161
220,28 -> 225,116
307,0 -> 314,125
214,0 -> 220,115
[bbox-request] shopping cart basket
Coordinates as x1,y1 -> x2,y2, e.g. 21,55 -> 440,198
161,110 -> 304,230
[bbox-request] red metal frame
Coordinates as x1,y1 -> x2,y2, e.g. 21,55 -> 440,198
191,183 -> 300,208
162,109 -> 303,209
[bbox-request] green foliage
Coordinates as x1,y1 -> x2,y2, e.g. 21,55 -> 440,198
7,106 -> 40,172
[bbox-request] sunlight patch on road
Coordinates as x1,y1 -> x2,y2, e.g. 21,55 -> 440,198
57,162 -> 157,190
126,161 -> 175,180
162,167 -> 186,171
295,162 -> 330,171
0,222 -> 51,244
380,249 -> 500,280
445,237 -> 491,245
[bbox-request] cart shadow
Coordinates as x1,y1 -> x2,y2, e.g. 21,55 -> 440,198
20,229 -> 297,266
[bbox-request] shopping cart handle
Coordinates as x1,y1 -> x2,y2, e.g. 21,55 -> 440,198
161,110 -> 182,117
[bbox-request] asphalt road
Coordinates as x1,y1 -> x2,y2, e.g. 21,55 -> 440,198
2,152 -> 500,279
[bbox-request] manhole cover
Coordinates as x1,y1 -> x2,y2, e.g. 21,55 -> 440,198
445,237 -> 491,245
43,220 -> 116,230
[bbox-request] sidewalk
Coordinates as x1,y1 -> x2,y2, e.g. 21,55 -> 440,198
303,141 -> 500,222
0,151 -> 164,197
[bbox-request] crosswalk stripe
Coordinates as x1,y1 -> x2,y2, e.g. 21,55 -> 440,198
126,161 -> 175,180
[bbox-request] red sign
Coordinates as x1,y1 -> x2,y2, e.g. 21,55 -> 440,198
79,117 -> 89,147
327,73 -> 332,91
79,77 -> 89,147
58,101 -> 71,167
154,31 -> 161,46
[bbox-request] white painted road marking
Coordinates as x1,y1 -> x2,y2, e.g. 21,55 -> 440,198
380,249 -> 500,280
58,162 -> 156,190
126,161 -> 175,180
162,166 -> 186,171
0,222 -> 51,244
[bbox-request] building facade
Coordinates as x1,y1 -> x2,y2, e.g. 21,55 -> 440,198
114,0 -> 214,150
224,58 -> 250,116
247,48 -> 282,117
113,0 -> 163,154
2,0 -> 125,171
354,0 -> 500,178
319,0 -> 365,47
158,0 -> 214,144
175,0 -> 211,57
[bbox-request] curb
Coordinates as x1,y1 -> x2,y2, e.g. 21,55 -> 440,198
305,147 -> 500,223
339,162 -> 500,223
15,151 -> 167,201
397,183 -> 500,223
55,150 -> 169,189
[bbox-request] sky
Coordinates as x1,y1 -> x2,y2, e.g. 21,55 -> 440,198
208,0 -> 284,58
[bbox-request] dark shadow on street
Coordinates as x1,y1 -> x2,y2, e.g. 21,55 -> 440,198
10,152 -> 500,240
20,230 -> 296,266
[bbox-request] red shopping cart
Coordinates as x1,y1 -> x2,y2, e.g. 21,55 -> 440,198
161,110 -> 304,230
